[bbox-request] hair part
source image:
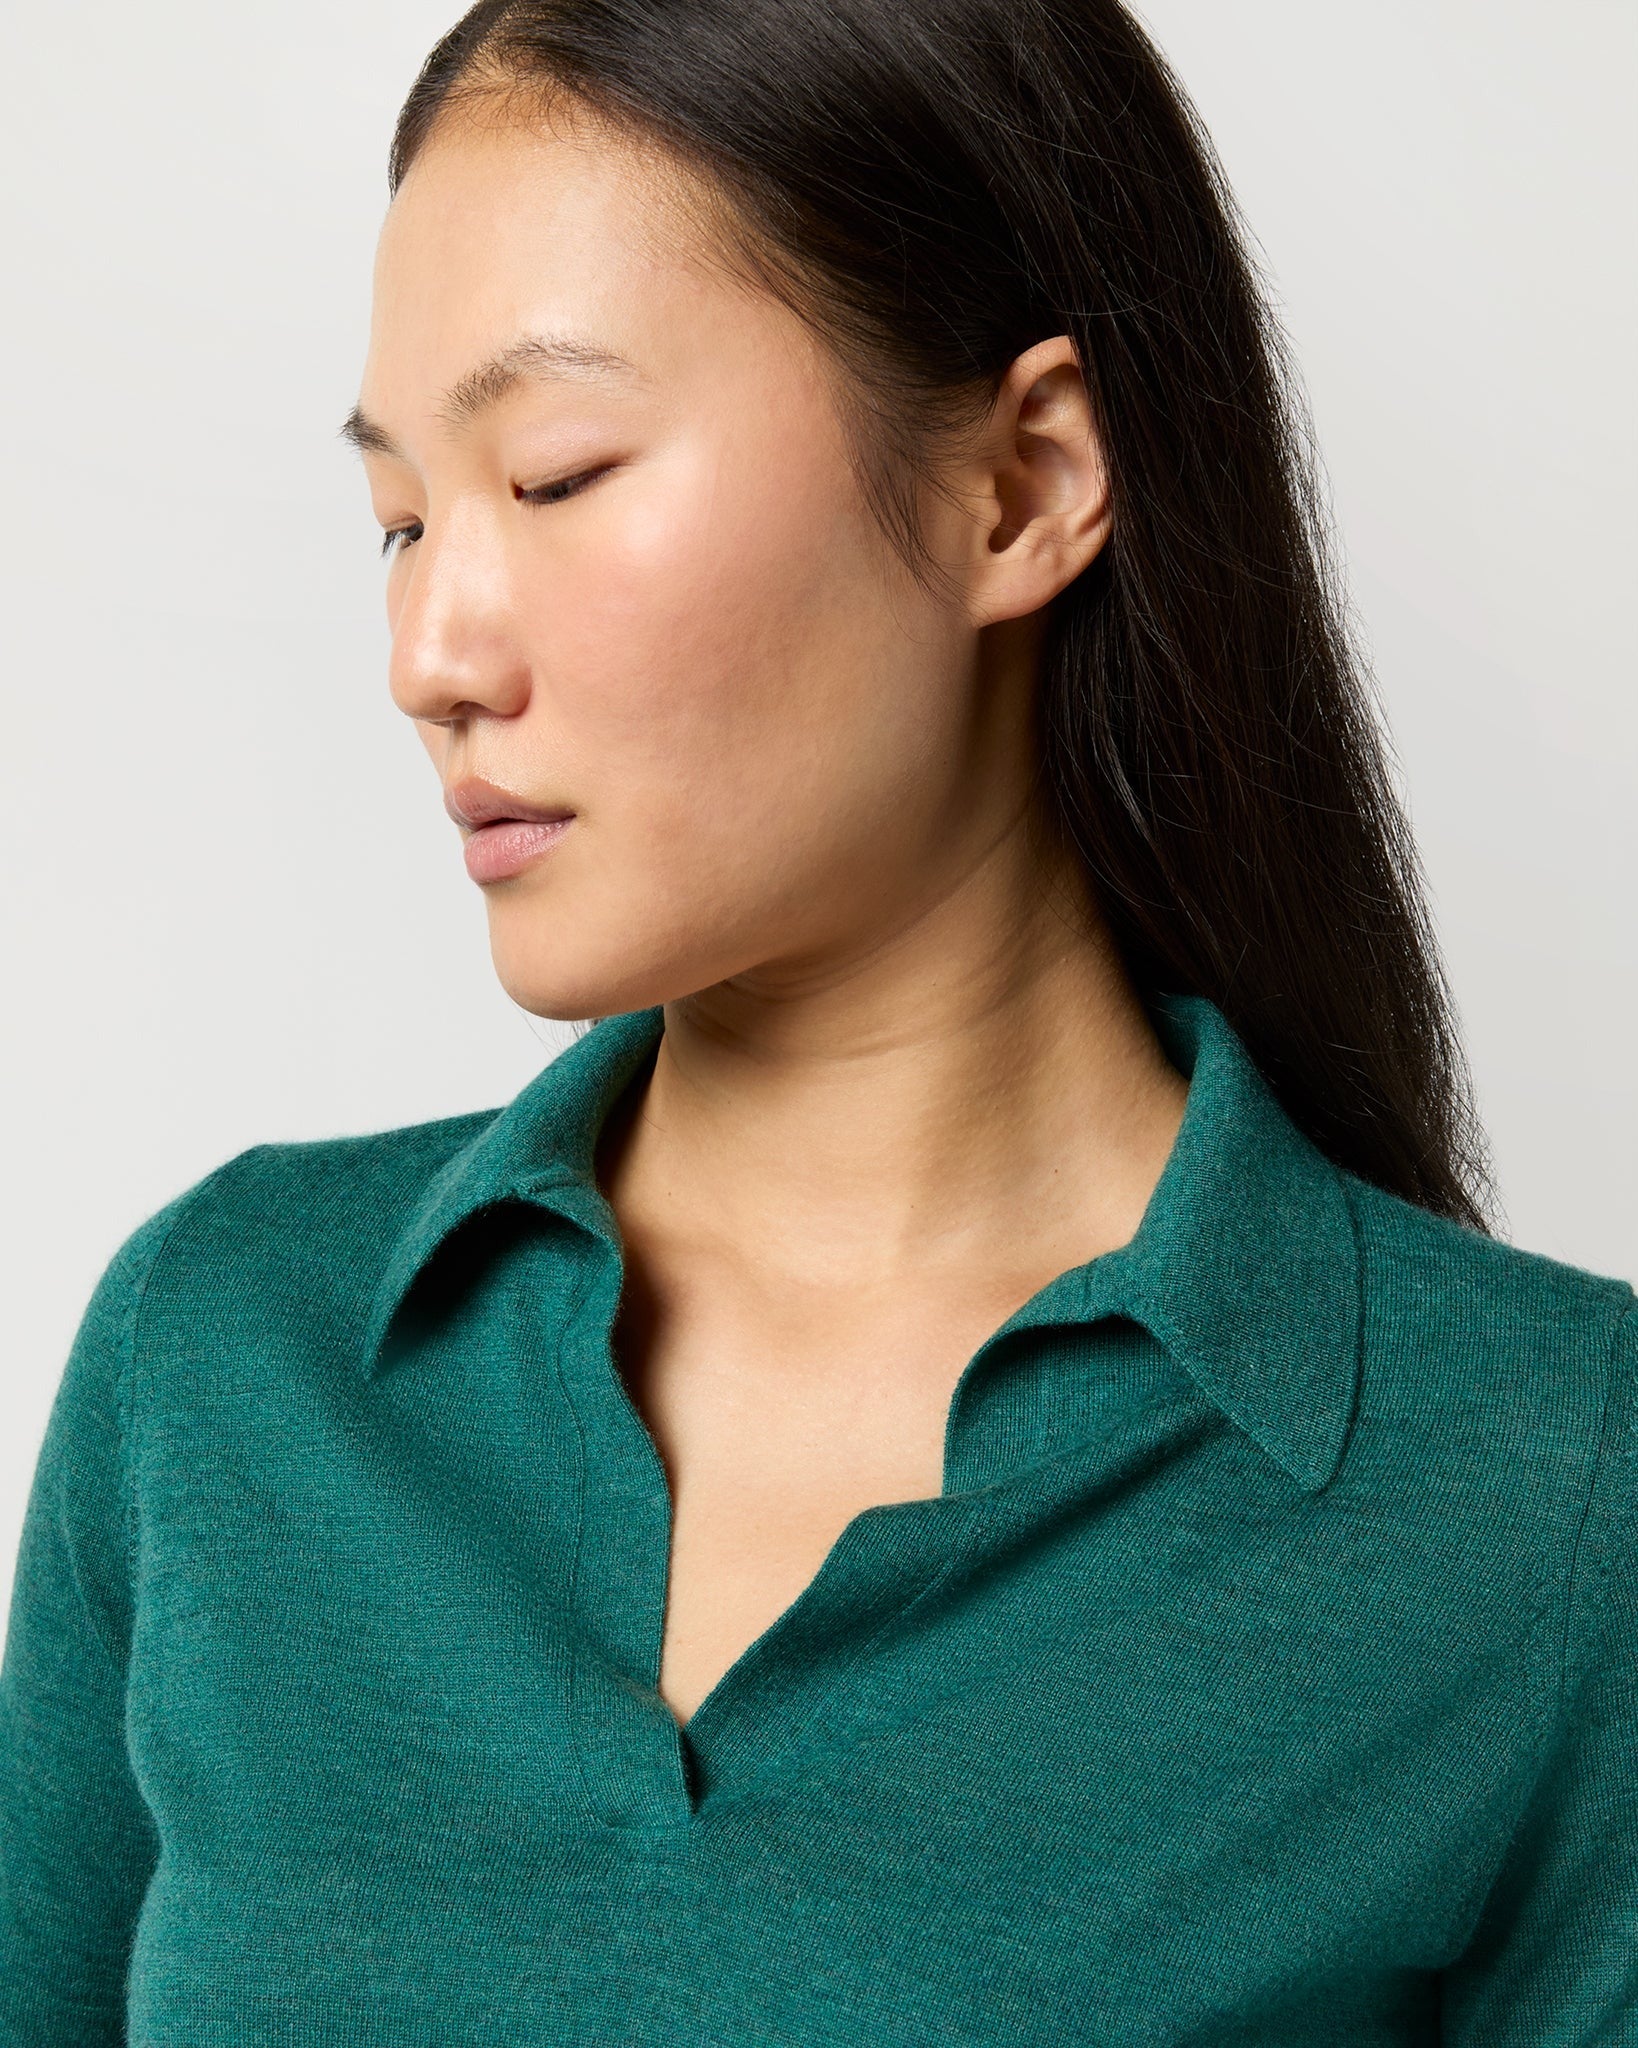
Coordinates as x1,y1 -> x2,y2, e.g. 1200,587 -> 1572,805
387,0 -> 1495,1231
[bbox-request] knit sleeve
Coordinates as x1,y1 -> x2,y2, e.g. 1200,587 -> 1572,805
1440,1287 -> 1638,2044
0,1191 -> 196,2041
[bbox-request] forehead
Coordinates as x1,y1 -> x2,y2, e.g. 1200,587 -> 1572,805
384,102 -> 692,266
367,110 -> 728,374
356,109 -> 838,461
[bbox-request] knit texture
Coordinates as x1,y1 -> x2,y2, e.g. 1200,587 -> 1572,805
1,994 -> 1633,2045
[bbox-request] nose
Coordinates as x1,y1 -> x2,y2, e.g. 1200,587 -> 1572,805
385,506 -> 532,727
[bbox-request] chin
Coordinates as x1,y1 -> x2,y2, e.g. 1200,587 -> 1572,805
485,936 -> 673,1027
493,967 -> 633,1026
483,890 -> 764,1025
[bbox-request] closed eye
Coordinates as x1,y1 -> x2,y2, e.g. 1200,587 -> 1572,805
378,464 -> 615,560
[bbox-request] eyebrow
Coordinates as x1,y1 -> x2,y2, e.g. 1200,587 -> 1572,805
338,330 -> 647,459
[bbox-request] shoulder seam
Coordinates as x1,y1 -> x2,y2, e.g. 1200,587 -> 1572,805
1332,1170 -> 1370,1490
1444,1284 -> 1637,1962
118,1145 -> 277,1604
1551,1284 -> 1638,1733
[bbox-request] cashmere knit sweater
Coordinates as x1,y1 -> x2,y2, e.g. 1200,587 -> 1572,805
1,992 -> 1633,2044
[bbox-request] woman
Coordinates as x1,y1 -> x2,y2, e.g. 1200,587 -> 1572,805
2,0 -> 1631,2040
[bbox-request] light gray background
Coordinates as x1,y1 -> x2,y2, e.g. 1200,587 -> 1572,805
3,1 -> 1634,1622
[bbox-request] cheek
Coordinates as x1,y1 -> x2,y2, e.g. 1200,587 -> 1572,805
547,433 -> 944,891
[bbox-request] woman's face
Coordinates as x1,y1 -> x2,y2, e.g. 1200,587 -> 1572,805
353,103 -> 1077,1021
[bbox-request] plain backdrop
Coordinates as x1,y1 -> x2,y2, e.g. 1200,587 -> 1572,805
3,1 -> 1634,1626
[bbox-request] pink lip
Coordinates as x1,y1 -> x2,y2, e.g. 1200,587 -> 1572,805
443,774 -> 575,831
442,774 -> 576,883
462,815 -> 575,884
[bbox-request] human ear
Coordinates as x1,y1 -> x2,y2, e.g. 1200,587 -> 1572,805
962,335 -> 1112,629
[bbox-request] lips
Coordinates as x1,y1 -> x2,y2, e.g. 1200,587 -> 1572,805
460,812 -> 575,885
443,775 -> 576,832
441,775 -> 578,882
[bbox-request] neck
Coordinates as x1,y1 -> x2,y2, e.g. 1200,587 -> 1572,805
596,841 -> 1189,1295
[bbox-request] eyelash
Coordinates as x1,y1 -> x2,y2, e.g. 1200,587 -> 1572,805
379,467 -> 608,561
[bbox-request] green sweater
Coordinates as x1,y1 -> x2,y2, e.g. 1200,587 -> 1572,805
2,994 -> 1633,2045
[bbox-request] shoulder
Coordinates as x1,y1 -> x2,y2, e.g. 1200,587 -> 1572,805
183,1108 -> 503,1237
109,1107 -> 507,1352
1338,1168 -> 1634,1520
1341,1168 -> 1632,1368
1332,1178 -> 1636,1734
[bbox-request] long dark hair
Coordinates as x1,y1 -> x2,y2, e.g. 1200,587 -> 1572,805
386,0 -> 1493,1230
